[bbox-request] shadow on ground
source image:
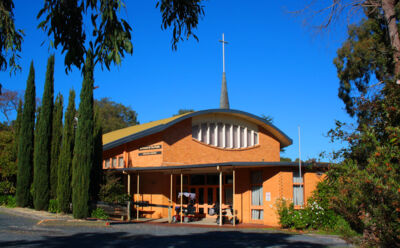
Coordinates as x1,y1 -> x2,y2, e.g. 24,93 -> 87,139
0,230 -> 342,248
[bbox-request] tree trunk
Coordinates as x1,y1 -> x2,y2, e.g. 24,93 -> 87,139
381,0 -> 400,77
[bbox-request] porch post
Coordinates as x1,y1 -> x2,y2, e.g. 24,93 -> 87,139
136,173 -> 140,221
219,166 -> 222,226
169,172 -> 173,223
233,168 -> 235,226
180,172 -> 183,224
127,173 -> 131,221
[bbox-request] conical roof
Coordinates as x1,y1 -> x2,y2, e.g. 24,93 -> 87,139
220,72 -> 230,109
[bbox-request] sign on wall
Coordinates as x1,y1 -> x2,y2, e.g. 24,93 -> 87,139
139,145 -> 162,151
265,192 -> 271,201
138,151 -> 162,156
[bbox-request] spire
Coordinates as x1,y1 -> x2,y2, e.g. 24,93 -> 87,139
219,33 -> 230,109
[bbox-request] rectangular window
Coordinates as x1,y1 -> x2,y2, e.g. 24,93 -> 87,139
225,175 -> 233,184
232,125 -> 238,148
217,123 -> 224,147
176,175 -> 188,185
251,209 -> 264,220
207,188 -> 214,205
293,185 -> 304,206
293,171 -> 303,183
251,185 -> 263,206
198,188 -> 204,204
240,127 -> 245,148
247,129 -> 252,147
206,174 -> 218,185
118,157 -> 124,168
190,175 -> 205,185
112,157 -> 117,168
209,123 -> 216,146
225,124 -> 231,148
104,159 -> 110,168
251,171 -> 263,184
201,123 -> 208,143
192,125 -> 199,140
254,132 -> 259,145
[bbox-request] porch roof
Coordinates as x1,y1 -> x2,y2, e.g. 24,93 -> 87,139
110,161 -> 329,174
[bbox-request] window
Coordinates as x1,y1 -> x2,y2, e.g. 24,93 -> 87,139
190,175 -> 205,185
104,159 -> 110,169
293,171 -> 304,206
192,119 -> 259,149
112,157 -> 117,168
118,157 -> 124,168
225,187 -> 233,205
251,171 -> 264,220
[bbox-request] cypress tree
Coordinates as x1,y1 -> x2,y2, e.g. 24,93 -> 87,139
72,52 -> 94,218
50,93 -> 63,199
33,55 -> 54,210
13,100 -> 23,159
90,107 -> 103,202
57,90 -> 75,213
16,62 -> 36,207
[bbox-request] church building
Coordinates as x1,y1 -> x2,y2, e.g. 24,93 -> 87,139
102,35 -> 326,226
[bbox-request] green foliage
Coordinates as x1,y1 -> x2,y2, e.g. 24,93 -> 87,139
0,195 -> 16,208
334,9 -> 394,117
50,93 -> 63,199
276,198 -> 356,237
57,90 -> 75,213
48,199 -> 59,213
280,157 -> 292,162
157,0 -> 205,50
99,172 -> 129,204
16,62 -> 36,207
0,0 -> 24,74
94,97 -> 138,133
174,109 -> 194,116
90,107 -> 103,202
33,55 -> 54,211
0,126 -> 17,194
37,0 -> 133,72
91,208 -> 109,220
72,52 -> 94,219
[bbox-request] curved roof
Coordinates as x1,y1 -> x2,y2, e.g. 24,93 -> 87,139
103,109 -> 293,151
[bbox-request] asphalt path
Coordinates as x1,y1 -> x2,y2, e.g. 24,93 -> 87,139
0,211 -> 352,248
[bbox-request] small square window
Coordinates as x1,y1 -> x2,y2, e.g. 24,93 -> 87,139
104,159 -> 110,169
112,157 -> 117,168
118,157 -> 124,168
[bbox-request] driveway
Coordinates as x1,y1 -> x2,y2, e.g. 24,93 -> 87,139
0,209 -> 352,247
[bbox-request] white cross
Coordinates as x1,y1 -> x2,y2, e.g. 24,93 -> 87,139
219,33 -> 228,73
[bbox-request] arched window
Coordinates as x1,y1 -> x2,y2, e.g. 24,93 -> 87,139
192,117 -> 259,149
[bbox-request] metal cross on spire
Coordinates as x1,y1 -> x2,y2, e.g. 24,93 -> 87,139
219,33 -> 228,73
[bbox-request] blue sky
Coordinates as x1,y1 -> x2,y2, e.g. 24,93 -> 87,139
0,1 -> 355,161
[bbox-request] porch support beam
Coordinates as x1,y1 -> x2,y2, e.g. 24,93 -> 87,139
169,172 -> 173,223
233,168 -> 235,226
127,173 -> 131,221
180,172 -> 183,224
136,173 -> 140,221
219,166 -> 222,226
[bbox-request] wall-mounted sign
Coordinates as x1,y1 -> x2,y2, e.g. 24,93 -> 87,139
265,192 -> 271,201
139,145 -> 162,151
139,151 -> 162,156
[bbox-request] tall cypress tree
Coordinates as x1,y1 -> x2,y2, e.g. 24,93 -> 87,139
72,52 -> 94,218
50,93 -> 63,199
57,90 -> 75,213
90,107 -> 103,202
16,62 -> 36,207
33,55 -> 54,210
13,100 -> 23,159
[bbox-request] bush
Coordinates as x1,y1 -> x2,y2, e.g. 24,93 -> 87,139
99,172 -> 129,204
48,199 -> 60,213
91,208 -> 109,220
0,195 -> 16,208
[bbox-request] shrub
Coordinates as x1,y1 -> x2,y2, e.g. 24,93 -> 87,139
99,172 -> 129,204
48,199 -> 59,213
0,195 -> 16,208
91,208 -> 109,220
